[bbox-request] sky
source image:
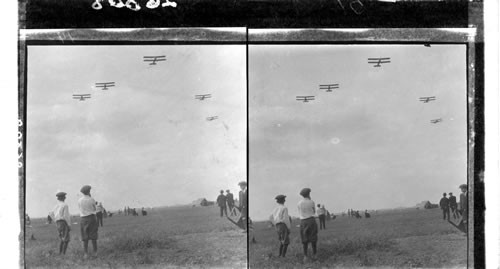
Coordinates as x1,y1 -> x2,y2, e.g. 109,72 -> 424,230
26,45 -> 246,217
249,44 -> 467,221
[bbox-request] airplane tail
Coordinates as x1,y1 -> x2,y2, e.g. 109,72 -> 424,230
448,219 -> 467,233
226,207 -> 246,230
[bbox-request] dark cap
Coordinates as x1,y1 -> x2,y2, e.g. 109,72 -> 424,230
80,185 -> 91,194
238,181 -> 247,186
459,184 -> 467,189
275,194 -> 286,200
300,188 -> 311,196
56,191 -> 66,197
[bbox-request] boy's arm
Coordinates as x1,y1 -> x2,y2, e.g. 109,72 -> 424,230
64,205 -> 71,228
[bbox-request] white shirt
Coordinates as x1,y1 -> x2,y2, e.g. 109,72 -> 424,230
51,201 -> 71,227
78,195 -> 97,217
270,204 -> 291,229
317,207 -> 326,216
297,198 -> 315,220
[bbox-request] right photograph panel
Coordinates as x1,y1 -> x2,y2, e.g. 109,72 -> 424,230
249,44 -> 468,268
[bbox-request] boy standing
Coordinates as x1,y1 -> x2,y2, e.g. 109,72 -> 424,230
297,188 -> 318,262
51,191 -> 71,255
270,194 -> 291,257
78,185 -> 98,258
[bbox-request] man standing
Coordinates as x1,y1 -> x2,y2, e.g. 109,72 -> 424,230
298,188 -> 318,262
439,193 -> 450,221
51,191 -> 71,255
238,181 -> 248,230
448,192 -> 458,219
78,185 -> 98,258
226,190 -> 235,216
96,202 -> 105,227
317,204 -> 326,230
459,184 -> 468,230
216,190 -> 228,217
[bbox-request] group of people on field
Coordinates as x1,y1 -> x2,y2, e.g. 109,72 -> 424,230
216,181 -> 248,230
439,184 -> 468,224
119,206 -> 148,216
268,188 -> 322,262
48,185 -> 101,257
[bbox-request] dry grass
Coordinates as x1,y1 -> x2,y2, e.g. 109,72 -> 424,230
249,208 -> 467,268
25,206 -> 246,268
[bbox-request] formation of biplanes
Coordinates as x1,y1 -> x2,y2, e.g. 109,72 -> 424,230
295,51 -> 445,125
71,55 -> 220,123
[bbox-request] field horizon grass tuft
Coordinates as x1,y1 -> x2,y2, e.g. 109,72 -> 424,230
250,208 -> 467,268
25,205 -> 247,268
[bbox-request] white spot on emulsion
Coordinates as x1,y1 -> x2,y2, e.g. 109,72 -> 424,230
330,137 -> 341,145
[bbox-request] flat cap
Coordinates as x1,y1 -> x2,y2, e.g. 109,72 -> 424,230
300,188 -> 311,196
80,185 -> 92,194
56,191 -> 67,197
275,194 -> 286,200
238,181 -> 247,186
459,184 -> 467,189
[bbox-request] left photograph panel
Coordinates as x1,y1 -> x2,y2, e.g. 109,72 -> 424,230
21,30 -> 247,268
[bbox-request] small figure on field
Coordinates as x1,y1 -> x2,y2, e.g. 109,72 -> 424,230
50,191 -> 71,255
217,190 -> 228,217
239,181 -> 248,231
458,184 -> 468,230
47,214 -> 53,224
297,188 -> 318,262
439,192 -> 450,220
141,207 -> 147,216
448,192 -> 459,219
96,202 -> 105,227
317,204 -> 326,230
226,190 -> 235,216
270,194 -> 290,257
354,210 -> 362,218
364,210 -> 371,218
132,208 -> 138,216
78,185 -> 99,258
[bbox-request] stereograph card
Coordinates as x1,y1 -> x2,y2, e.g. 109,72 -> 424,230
15,0 -> 489,268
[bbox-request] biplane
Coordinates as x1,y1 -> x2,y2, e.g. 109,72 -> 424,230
430,118 -> 443,124
319,84 -> 339,92
195,94 -> 212,101
296,96 -> 315,103
72,94 -> 91,101
419,96 -> 436,103
206,116 -> 218,121
367,57 -> 391,67
95,82 -> 115,90
143,55 -> 166,65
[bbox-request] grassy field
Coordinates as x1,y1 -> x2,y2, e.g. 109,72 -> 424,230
250,208 -> 467,268
25,206 -> 246,268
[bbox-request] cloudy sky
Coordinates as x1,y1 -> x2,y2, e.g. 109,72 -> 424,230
249,44 -> 467,221
26,45 -> 246,217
